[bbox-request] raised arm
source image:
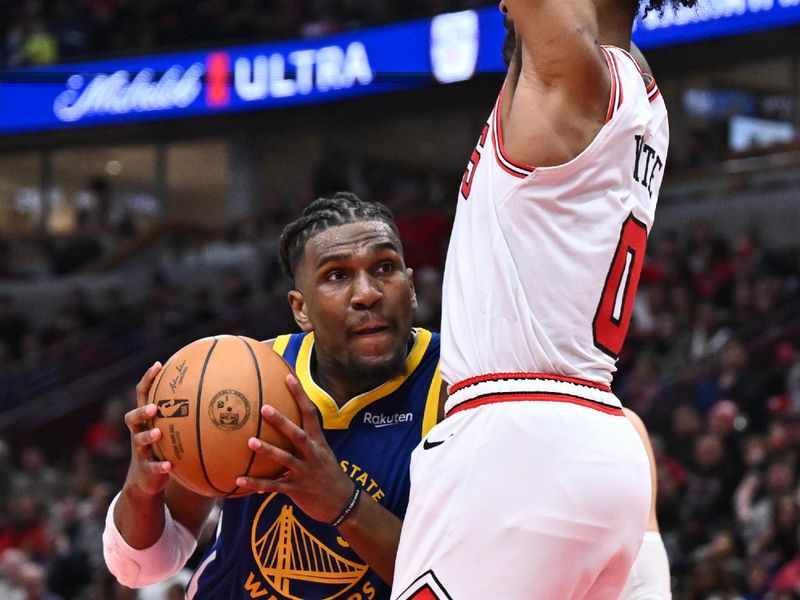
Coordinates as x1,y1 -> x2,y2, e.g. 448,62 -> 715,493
502,0 -> 606,87
499,0 -> 612,166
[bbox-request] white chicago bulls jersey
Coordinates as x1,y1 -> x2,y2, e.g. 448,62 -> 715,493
441,46 -> 668,398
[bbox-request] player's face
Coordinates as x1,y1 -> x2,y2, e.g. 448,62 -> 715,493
290,221 -> 417,383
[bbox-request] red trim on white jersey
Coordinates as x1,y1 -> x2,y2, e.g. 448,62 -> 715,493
601,46 -> 624,123
492,89 -> 536,179
446,372 -> 622,418
450,371 -> 612,394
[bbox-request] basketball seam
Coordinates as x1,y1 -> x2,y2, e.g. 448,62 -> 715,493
196,337 -> 227,496
233,336 -> 264,497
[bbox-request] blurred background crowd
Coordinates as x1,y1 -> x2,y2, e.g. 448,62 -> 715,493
2,0 -> 800,599
1,0 -> 489,68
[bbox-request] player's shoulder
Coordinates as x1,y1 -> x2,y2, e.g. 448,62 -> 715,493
415,327 -> 441,359
262,331 -> 310,347
628,43 -> 653,79
261,332 -> 309,359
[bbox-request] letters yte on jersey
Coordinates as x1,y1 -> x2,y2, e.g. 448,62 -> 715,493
633,134 -> 664,198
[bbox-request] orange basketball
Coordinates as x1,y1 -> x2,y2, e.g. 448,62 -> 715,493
146,335 -> 300,497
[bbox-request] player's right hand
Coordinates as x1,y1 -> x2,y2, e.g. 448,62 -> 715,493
123,361 -> 173,497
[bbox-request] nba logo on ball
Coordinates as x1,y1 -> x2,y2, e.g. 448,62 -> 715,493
430,11 -> 479,85
209,389 -> 251,431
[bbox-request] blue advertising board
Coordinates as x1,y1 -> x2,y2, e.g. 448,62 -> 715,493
1,1 -> 799,134
633,0 -> 800,49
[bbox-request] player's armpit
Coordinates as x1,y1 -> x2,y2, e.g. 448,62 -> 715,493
502,0 -> 607,89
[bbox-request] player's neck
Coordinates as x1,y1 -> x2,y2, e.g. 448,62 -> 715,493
310,353 -> 386,407
312,336 -> 415,407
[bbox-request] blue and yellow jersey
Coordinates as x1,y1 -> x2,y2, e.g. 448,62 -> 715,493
188,328 -> 441,600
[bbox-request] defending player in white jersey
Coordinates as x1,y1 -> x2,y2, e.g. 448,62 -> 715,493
392,1 -> 697,598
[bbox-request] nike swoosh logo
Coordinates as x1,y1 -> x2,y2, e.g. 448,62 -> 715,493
423,434 -> 453,450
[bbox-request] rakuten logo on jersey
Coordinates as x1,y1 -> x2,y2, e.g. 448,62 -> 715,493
363,412 -> 414,428
208,41 -> 374,108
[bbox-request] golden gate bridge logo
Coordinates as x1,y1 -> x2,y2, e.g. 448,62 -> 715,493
251,494 -> 369,599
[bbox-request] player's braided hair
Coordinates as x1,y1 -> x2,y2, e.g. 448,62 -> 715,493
279,192 -> 400,284
639,0 -> 700,17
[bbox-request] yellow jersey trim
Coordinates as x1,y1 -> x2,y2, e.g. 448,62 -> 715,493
272,334 -> 292,357
421,365 -> 442,438
296,328 -> 433,430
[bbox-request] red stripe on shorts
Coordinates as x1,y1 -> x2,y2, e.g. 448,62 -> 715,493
446,392 -> 624,418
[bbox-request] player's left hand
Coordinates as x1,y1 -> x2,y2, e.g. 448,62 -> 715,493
235,374 -> 356,524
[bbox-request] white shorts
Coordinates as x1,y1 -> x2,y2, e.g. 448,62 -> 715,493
392,374 -> 651,600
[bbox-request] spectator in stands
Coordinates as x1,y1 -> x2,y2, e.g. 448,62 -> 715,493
682,433 -> 738,524
17,561 -> 64,600
392,181 -> 451,272
689,301 -> 732,361
21,18 -> 58,66
683,556 -> 741,600
741,558 -> 771,600
737,458 -> 796,559
0,493 -> 51,561
11,447 -> 59,502
0,548 -> 27,600
771,527 -> 800,595
82,398 -> 127,482
47,495 -> 94,599
617,353 -> 663,419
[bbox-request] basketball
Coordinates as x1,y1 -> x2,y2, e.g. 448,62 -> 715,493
146,335 -> 301,497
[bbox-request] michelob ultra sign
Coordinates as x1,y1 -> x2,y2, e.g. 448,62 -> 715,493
0,10 -> 489,134
2,1 -> 800,134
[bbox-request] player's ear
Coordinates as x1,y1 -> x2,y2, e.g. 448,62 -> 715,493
406,268 -> 418,312
288,290 -> 313,332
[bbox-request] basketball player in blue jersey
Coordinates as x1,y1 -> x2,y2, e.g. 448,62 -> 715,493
103,193 -> 445,600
